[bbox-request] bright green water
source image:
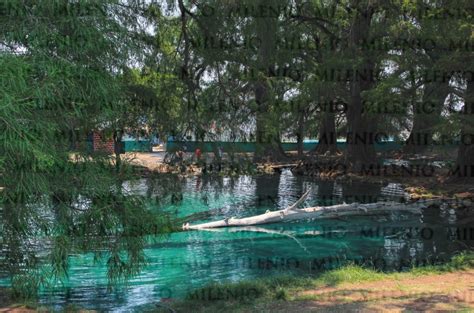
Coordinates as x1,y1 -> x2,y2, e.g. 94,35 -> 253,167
5,171 -> 474,311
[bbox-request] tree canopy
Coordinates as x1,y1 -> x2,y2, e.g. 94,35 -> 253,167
1,0 -> 473,299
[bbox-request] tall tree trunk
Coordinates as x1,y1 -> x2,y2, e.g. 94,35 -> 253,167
345,3 -> 377,169
454,78 -> 474,179
404,80 -> 450,154
296,111 -> 305,158
113,130 -> 123,172
253,0 -> 286,162
254,80 -> 286,161
315,111 -> 337,155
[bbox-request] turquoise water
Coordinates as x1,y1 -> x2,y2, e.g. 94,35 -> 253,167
5,170 -> 474,311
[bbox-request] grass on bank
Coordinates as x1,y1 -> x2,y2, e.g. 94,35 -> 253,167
155,252 -> 474,313
2,253 -> 473,312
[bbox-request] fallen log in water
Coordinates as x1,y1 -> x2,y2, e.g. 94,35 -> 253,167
182,190 -> 456,230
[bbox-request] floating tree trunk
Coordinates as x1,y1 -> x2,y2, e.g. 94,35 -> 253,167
182,190 -> 450,230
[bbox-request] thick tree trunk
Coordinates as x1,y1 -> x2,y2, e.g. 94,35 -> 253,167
404,81 -> 450,154
345,3 -> 377,169
315,111 -> 337,155
453,78 -> 474,179
254,80 -> 287,161
296,111 -> 305,158
253,1 -> 287,162
113,130 -> 123,172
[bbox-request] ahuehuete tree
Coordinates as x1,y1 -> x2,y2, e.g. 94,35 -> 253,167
385,0 -> 473,177
127,0 -> 472,171
160,0 -> 311,161
450,1 -> 474,179
289,1 -> 348,156
340,0 -> 433,168
400,1 -> 461,154
0,1 -> 172,298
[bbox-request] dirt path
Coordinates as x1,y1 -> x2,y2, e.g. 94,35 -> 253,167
271,269 -> 474,312
123,152 -> 167,171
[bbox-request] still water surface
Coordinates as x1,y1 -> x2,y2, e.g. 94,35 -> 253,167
16,171 -> 474,311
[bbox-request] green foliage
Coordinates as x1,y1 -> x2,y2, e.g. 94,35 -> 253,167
1,0 -> 473,302
0,0 -> 174,299
316,264 -> 385,286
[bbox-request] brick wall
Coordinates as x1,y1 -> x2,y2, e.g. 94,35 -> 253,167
92,131 -> 115,154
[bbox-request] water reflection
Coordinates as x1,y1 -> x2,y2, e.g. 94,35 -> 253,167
14,170 -> 474,311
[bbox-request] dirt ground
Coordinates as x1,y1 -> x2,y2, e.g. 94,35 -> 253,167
262,269 -> 474,312
123,151 -> 168,171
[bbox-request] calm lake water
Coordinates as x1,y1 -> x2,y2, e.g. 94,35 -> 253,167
5,170 -> 474,311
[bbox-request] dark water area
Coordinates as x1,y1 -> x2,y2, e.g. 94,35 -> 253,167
3,170 -> 474,312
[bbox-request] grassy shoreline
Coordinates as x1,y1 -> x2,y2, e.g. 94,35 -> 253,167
1,253 -> 473,312
155,252 -> 474,312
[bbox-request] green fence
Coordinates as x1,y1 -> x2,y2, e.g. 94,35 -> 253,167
123,140 -> 152,152
166,141 -> 401,153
